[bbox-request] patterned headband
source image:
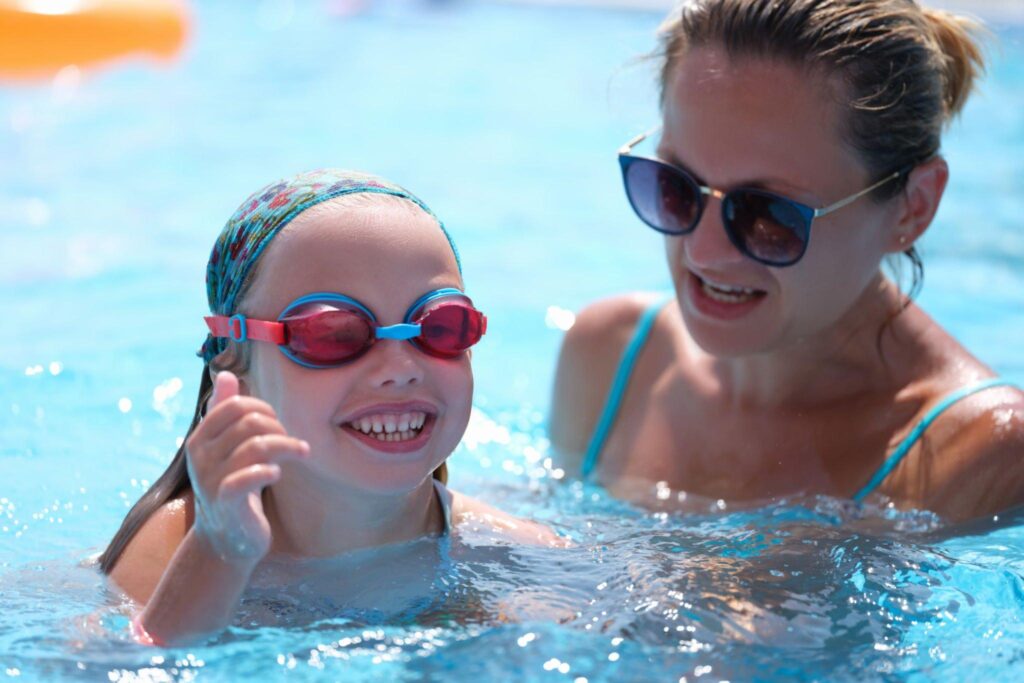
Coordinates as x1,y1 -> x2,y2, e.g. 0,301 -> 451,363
199,168 -> 461,364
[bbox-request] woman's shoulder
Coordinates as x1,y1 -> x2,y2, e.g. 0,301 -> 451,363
447,489 -> 568,547
550,292 -> 675,465
897,372 -> 1024,520
107,492 -> 194,603
565,291 -> 670,349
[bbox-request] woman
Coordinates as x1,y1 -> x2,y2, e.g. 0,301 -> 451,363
551,0 -> 1024,521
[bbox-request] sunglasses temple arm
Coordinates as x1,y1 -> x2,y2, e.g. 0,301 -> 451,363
618,125 -> 664,155
813,169 -> 903,218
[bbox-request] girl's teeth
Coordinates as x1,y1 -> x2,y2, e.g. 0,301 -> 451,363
348,412 -> 428,441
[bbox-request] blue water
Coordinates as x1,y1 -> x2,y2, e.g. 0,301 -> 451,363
1,1 -> 1023,680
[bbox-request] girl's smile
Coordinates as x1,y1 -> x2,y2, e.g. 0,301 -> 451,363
339,401 -> 438,455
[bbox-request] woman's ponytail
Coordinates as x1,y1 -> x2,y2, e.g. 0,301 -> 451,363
921,7 -> 986,122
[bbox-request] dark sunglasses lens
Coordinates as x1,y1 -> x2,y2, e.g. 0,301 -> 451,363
725,192 -> 810,266
283,308 -> 373,365
414,302 -> 485,358
624,158 -> 701,234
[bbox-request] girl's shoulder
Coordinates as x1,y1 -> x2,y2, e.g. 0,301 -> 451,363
107,492 -> 194,603
447,489 -> 568,547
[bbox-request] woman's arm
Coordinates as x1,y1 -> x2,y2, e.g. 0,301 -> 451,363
450,491 -> 568,547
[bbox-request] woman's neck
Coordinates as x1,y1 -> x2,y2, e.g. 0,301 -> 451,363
261,474 -> 444,559
704,273 -> 914,410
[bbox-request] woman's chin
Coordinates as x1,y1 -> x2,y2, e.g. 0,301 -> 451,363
679,306 -> 781,359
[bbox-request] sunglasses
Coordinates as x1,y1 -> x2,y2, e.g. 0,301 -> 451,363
204,288 -> 487,369
618,128 -> 911,267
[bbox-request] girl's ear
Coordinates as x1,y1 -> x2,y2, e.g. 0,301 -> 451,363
886,156 -> 949,253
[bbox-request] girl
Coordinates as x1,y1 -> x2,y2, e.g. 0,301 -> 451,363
100,169 -> 559,645
551,0 -> 1024,520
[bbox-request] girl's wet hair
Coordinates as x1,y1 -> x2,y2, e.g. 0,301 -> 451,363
655,0 -> 986,300
99,171 -> 458,574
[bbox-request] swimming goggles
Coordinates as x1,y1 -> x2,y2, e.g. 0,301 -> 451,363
618,128 -> 912,267
204,288 -> 487,369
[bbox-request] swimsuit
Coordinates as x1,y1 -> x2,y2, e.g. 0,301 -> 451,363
433,477 -> 454,534
580,294 -> 1018,500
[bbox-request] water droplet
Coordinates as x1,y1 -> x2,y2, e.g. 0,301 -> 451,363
545,305 -> 576,331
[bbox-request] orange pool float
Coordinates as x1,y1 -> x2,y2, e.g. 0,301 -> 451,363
0,0 -> 190,79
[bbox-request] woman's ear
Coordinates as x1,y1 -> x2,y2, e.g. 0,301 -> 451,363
886,156 -> 949,252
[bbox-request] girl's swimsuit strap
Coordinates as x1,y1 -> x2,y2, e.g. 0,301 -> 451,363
432,478 -> 453,535
852,377 -> 1019,502
581,293 -> 674,479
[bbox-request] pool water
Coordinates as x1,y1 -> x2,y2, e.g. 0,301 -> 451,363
1,1 -> 1023,681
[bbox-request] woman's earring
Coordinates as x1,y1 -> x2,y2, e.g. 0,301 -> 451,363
899,235 -> 908,246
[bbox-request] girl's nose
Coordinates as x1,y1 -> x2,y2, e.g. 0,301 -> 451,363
683,197 -> 746,269
366,339 -> 425,388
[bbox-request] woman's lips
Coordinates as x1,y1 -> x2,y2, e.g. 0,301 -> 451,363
685,271 -> 767,320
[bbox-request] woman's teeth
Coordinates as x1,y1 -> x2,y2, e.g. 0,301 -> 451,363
700,278 -> 761,303
348,412 -> 427,441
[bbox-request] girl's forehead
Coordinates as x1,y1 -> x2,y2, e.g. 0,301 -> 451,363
245,204 -> 462,315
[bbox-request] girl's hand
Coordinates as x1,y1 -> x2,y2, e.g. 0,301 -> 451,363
184,371 -> 309,563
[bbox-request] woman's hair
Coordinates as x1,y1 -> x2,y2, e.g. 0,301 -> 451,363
99,177 -> 454,575
655,0 -> 986,299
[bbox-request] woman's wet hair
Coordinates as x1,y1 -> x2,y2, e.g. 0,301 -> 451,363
99,190 -> 450,575
655,0 -> 986,300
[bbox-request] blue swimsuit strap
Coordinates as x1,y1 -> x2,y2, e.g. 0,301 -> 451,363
581,293 -> 673,478
852,377 -> 1018,502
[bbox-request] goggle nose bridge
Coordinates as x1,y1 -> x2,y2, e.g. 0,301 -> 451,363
374,323 -> 423,340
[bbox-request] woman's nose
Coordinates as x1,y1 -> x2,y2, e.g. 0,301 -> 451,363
683,197 -> 746,269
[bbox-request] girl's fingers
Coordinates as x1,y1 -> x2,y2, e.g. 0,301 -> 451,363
208,370 -> 239,411
227,434 -> 310,469
195,434 -> 308,493
225,433 -> 310,472
217,463 -> 283,501
197,412 -> 290,467
197,396 -> 279,443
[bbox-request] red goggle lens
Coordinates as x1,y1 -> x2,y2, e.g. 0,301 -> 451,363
282,307 -> 375,365
412,301 -> 486,358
